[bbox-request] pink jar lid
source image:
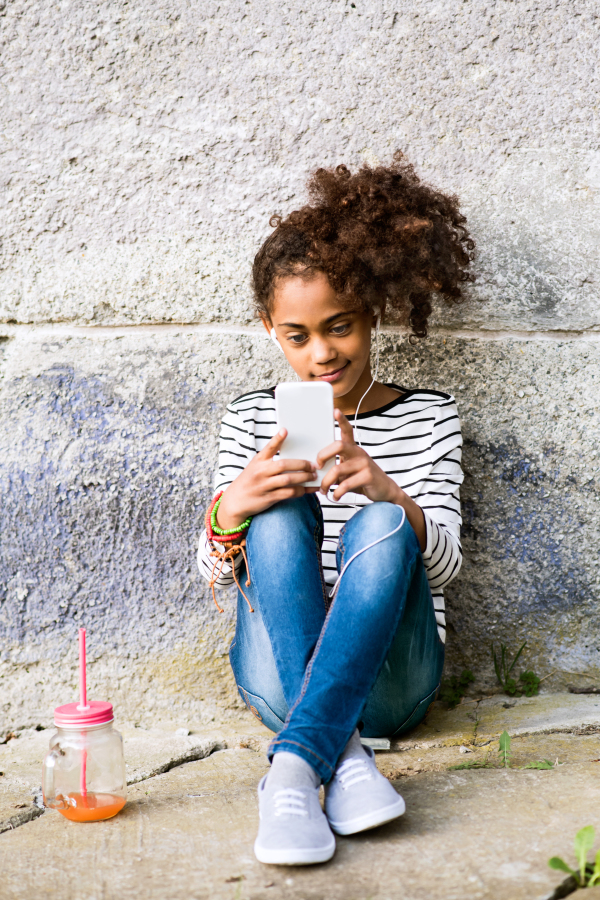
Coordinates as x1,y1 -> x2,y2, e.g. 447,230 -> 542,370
54,700 -> 114,728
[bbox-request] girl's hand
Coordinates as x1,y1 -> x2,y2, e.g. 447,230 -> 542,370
216,429 -> 317,530
317,410 -> 403,504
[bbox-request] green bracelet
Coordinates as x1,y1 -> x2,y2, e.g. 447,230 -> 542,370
211,495 -> 252,536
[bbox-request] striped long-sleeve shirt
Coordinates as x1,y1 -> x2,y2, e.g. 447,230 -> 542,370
197,385 -> 463,643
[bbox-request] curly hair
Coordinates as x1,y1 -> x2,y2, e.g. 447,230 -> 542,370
252,151 -> 475,339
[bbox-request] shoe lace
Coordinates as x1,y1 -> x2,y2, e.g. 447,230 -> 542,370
336,757 -> 373,790
273,788 -> 309,817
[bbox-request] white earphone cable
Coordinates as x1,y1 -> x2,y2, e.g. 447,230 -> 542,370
329,507 -> 406,601
351,310 -> 381,449
328,306 -> 405,600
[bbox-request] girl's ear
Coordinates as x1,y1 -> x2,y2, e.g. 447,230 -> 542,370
262,317 -> 285,354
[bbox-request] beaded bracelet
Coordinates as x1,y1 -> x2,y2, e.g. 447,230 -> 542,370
205,492 -> 252,544
204,492 -> 254,614
211,494 -> 252,535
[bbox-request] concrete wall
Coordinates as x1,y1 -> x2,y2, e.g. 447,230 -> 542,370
1,0 -> 599,727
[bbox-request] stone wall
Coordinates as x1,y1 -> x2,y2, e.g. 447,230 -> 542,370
1,0 -> 599,727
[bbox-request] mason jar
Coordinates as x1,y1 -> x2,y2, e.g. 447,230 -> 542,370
42,701 -> 126,822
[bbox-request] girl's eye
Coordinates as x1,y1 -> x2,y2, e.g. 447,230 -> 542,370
330,323 -> 351,335
287,333 -> 308,345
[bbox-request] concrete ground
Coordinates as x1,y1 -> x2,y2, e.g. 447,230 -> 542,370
2,693 -> 600,900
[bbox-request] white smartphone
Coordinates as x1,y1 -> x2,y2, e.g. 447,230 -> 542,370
275,382 -> 335,488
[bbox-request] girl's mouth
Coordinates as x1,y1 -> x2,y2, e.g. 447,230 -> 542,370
318,363 -> 348,383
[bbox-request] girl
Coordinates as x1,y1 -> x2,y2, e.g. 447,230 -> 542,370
198,152 -> 474,866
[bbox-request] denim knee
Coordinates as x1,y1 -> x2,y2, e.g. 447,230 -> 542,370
337,501 -> 419,564
248,493 -> 322,541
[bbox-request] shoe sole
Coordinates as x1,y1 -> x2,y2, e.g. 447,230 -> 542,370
254,836 -> 336,866
328,796 -> 406,836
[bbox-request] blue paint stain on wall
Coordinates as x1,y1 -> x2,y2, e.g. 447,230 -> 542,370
446,436 -> 597,656
0,360 -> 231,659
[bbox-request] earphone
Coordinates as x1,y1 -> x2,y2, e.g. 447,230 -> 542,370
270,327 -> 285,353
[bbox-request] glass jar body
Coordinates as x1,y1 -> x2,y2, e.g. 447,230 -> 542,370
42,721 -> 126,821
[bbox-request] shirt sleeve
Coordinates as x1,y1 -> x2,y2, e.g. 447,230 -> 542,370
197,404 -> 256,589
418,400 -> 463,591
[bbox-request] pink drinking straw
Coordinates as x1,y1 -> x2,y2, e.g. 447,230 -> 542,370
78,628 -> 89,798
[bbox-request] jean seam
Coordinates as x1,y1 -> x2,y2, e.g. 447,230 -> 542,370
390,683 -> 441,737
238,684 -> 286,729
307,494 -> 329,612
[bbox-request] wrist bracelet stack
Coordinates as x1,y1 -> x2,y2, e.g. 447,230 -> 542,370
205,492 -> 252,544
204,492 -> 254,615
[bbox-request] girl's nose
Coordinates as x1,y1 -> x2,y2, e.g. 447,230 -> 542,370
311,335 -> 337,365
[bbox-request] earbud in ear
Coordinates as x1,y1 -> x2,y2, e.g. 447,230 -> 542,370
270,327 -> 285,354
372,305 -> 381,330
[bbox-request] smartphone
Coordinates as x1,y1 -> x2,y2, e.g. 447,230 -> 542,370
275,382 -> 335,488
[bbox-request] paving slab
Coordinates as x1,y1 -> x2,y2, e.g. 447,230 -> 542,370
0,721 -> 242,831
473,694 -> 600,744
3,693 -> 600,834
391,693 -> 600,754
2,746 -> 600,900
4,694 -> 600,898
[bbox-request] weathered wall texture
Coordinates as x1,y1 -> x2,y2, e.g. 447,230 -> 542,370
1,0 -> 599,726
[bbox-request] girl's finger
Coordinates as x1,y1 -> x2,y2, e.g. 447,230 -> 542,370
335,409 -> 357,444
332,474 -> 367,502
265,471 -> 318,491
266,457 -> 316,475
271,486 -> 311,503
319,458 -> 363,495
315,440 -> 345,469
256,429 -> 288,460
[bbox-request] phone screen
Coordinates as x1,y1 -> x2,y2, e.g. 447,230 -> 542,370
275,382 -> 335,487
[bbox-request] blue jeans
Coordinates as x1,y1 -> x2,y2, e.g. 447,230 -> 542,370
229,494 -> 444,782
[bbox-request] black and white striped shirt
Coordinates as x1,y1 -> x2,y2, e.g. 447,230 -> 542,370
197,385 -> 463,643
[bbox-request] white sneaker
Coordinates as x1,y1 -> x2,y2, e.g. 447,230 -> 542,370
325,746 -> 405,836
254,775 -> 336,865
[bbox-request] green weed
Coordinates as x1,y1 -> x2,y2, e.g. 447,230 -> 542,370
498,730 -> 511,768
449,731 -> 560,772
491,641 -> 540,697
439,669 -> 475,709
448,755 -> 492,771
519,670 -> 541,697
549,825 -> 600,888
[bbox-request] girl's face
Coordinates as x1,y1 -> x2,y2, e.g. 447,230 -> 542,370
264,272 -> 377,401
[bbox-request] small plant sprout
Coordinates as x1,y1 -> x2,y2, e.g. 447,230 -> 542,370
491,641 -> 541,697
519,670 -> 541,697
448,731 -> 560,772
549,825 -> 600,888
523,759 -> 554,770
439,669 -> 475,709
492,641 -> 526,696
448,754 -> 492,771
498,731 -> 511,768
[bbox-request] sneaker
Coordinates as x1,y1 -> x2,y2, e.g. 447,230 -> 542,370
324,745 -> 405,836
254,775 -> 336,865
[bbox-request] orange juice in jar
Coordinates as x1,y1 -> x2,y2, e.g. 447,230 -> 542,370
42,630 -> 126,822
